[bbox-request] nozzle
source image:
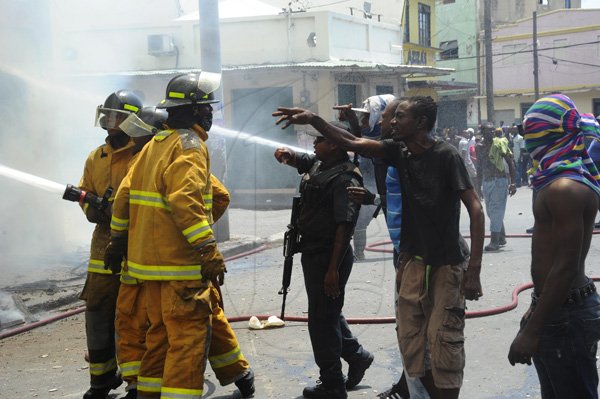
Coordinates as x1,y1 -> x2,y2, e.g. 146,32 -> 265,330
62,184 -> 112,211
63,184 -> 86,204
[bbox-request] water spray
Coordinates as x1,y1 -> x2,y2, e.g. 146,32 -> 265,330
0,163 -> 111,211
211,125 -> 309,154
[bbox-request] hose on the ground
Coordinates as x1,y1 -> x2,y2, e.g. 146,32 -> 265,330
0,244 -> 269,340
2,234 -> 599,338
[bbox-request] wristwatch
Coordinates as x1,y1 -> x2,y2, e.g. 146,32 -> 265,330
373,195 -> 381,207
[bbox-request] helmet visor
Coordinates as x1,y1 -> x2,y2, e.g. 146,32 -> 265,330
119,113 -> 157,138
197,71 -> 221,103
95,105 -> 133,130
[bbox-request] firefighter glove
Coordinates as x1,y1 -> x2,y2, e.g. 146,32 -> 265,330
197,242 -> 227,285
85,206 -> 111,225
104,235 -> 128,274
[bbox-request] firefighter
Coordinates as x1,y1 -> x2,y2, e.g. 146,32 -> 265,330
79,90 -> 142,399
112,106 -> 167,399
110,107 -> 255,398
106,72 -> 229,399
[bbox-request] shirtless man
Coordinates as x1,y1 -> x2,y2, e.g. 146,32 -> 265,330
508,94 -> 600,399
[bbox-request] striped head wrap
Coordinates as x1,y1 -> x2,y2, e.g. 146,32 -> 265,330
523,94 -> 600,196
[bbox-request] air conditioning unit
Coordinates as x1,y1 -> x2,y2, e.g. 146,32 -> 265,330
147,34 -> 176,56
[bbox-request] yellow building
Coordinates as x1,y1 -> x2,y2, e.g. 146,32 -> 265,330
402,0 -> 439,99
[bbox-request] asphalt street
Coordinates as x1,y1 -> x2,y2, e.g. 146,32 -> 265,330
1,186 -> 599,398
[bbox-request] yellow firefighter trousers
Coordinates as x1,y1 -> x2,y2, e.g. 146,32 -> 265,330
138,280 -> 212,399
79,272 -> 121,389
115,281 -> 148,389
208,287 -> 250,385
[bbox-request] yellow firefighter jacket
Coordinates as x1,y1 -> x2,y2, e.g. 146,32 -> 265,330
111,128 -> 216,281
79,138 -> 134,274
210,174 -> 230,223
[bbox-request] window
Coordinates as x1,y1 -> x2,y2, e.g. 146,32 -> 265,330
418,3 -> 431,47
439,40 -> 458,60
502,43 -> 529,66
338,84 -> 359,107
553,38 -> 567,61
376,85 -> 394,95
403,1 -> 410,43
442,0 -> 456,3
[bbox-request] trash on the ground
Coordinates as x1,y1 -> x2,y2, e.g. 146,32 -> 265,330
40,354 -> 49,358
248,315 -> 285,330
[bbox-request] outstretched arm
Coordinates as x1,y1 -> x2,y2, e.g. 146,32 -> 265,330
274,147 -> 299,168
273,107 -> 386,158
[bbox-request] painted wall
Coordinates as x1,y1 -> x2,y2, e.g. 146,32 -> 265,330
480,9 -> 600,121
435,0 -> 478,85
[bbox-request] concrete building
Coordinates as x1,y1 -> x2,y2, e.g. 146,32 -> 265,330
0,0 -> 452,207
480,8 -> 600,125
435,0 -> 480,129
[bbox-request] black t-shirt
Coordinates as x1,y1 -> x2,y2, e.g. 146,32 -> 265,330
382,139 -> 472,266
295,153 -> 361,252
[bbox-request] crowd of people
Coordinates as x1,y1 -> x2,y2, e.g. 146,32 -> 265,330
76,70 -> 600,399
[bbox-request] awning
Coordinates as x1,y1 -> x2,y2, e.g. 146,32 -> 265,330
63,61 -> 454,79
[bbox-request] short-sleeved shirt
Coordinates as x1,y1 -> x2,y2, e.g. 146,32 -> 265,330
512,134 -> 525,160
381,139 -> 472,267
295,153 -> 361,253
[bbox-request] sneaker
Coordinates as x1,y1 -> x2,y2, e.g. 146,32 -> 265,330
354,252 -> 365,261
303,381 -> 347,399
377,380 -> 407,399
525,227 -> 534,234
346,352 -> 374,390
234,368 -> 255,398
82,375 -> 123,399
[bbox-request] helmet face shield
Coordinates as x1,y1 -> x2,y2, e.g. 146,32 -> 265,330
196,71 -> 221,104
119,113 -> 157,137
95,105 -> 133,130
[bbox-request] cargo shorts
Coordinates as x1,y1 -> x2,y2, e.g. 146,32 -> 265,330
396,256 -> 467,389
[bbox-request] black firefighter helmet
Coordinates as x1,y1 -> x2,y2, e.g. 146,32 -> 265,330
95,90 -> 143,130
157,72 -> 220,109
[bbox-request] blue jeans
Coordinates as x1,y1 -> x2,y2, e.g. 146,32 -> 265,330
301,247 -> 369,387
527,291 -> 600,398
482,177 -> 508,233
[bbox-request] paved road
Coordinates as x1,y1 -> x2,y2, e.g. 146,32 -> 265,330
1,186 -> 599,398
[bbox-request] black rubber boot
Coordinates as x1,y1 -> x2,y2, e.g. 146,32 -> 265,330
484,232 -> 501,252
346,352 -> 374,390
234,368 -> 255,398
123,388 -> 137,398
82,375 -> 122,399
499,224 -> 507,246
303,382 -> 347,399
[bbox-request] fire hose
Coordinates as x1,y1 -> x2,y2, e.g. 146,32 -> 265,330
2,233 -> 599,339
0,244 -> 269,340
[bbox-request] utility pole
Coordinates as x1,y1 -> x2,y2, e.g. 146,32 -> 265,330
533,11 -> 540,101
199,0 -> 230,241
483,0 -> 494,124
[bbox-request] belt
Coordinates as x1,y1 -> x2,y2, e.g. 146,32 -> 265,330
532,279 -> 597,306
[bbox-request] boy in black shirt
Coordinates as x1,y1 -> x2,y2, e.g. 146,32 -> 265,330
273,96 -> 484,399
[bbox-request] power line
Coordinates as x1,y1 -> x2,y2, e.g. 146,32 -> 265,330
538,54 -> 600,68
448,39 -> 600,61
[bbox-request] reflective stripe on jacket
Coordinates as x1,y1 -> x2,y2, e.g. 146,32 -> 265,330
79,138 -> 134,274
111,128 -> 214,281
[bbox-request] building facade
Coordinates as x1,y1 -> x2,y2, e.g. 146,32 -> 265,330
480,8 -> 600,124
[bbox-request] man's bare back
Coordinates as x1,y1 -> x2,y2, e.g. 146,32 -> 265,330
531,177 -> 598,293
